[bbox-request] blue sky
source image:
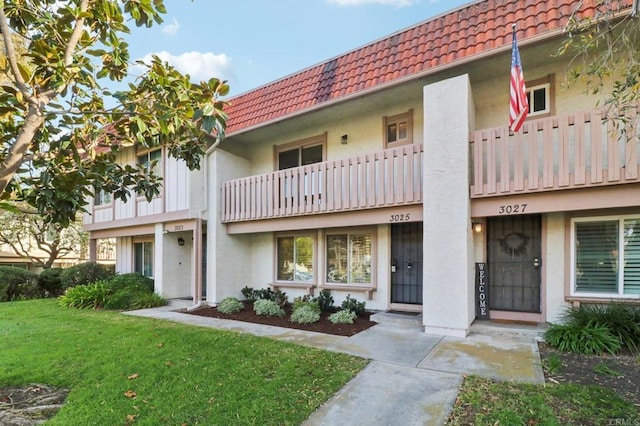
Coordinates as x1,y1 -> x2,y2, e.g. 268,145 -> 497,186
125,0 -> 472,97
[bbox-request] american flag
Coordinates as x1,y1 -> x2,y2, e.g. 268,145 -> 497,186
509,26 -> 528,132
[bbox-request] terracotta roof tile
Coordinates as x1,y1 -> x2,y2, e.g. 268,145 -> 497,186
225,0 -> 631,135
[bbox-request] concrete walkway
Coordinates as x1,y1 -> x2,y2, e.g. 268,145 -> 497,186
126,301 -> 546,426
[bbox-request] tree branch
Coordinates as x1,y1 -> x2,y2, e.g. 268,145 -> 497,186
0,5 -> 36,105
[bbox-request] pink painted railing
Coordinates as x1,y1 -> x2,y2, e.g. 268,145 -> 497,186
221,144 -> 423,222
470,110 -> 640,197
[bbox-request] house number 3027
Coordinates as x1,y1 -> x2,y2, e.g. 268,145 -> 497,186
498,204 -> 528,215
390,213 -> 410,222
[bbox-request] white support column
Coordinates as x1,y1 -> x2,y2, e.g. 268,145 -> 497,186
154,223 -> 165,296
422,74 -> 476,337
192,218 -> 203,305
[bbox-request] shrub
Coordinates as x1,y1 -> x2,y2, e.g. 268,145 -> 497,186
341,294 -> 366,316
106,273 -> 154,293
38,268 -> 64,296
549,304 -> 640,353
59,262 -> 113,290
292,296 -> 320,314
544,322 -> 622,355
59,281 -> 112,309
0,266 -> 40,301
253,299 -> 285,317
329,309 -> 357,324
217,297 -> 244,314
251,287 -> 288,307
124,292 -> 167,310
290,305 -> 321,324
317,289 -> 334,312
241,286 -> 258,301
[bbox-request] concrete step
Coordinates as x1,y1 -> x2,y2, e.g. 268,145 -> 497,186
470,321 -> 547,340
370,311 -> 423,328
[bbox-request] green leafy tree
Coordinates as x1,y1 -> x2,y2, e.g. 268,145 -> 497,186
559,1 -> 640,135
0,208 -> 88,269
0,0 -> 228,227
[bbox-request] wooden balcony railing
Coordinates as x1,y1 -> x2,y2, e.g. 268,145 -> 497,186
221,144 -> 424,222
470,110 -> 640,197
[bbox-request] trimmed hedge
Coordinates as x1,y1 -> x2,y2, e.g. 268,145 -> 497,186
0,266 -> 41,301
59,262 -> 113,290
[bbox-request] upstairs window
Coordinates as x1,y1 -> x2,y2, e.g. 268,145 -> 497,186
384,110 -> 413,148
276,134 -> 326,170
525,75 -> 554,119
137,149 -> 162,176
94,187 -> 112,206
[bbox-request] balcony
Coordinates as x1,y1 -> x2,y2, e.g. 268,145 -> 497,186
470,110 -> 640,198
221,144 -> 424,223
221,109 -> 640,225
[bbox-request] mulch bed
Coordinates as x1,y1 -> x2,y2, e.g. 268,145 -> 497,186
538,342 -> 640,408
184,301 -> 378,337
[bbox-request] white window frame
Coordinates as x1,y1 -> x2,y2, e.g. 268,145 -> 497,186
94,188 -> 112,207
570,214 -> 640,299
526,82 -> 551,117
325,227 -> 375,287
384,110 -> 413,149
274,233 -> 316,284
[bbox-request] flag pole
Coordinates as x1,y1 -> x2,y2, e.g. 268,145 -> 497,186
509,21 -> 528,133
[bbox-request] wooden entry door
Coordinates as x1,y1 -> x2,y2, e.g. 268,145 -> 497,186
391,222 -> 423,305
487,215 -> 542,313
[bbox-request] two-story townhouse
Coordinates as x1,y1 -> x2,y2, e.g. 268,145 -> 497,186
84,147 -> 207,302
85,0 -> 640,336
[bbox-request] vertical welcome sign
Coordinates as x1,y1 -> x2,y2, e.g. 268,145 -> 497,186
475,263 -> 490,320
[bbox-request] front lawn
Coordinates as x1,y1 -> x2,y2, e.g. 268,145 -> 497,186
0,299 -> 368,425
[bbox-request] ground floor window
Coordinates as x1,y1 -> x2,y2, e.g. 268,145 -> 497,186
573,216 -> 640,297
134,241 -> 154,278
326,231 -> 372,285
276,235 -> 314,282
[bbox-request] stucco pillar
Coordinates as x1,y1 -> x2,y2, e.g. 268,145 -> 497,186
154,223 -> 164,295
88,238 -> 97,262
207,149 -> 252,304
422,74 -> 476,337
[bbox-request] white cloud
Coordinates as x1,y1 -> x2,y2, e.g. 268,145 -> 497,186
162,17 -> 180,35
137,51 -> 233,83
327,0 -> 418,7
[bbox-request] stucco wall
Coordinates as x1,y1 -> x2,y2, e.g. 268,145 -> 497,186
545,212 -> 569,323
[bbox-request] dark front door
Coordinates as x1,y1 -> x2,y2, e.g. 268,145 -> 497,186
487,215 -> 542,313
391,222 -> 423,305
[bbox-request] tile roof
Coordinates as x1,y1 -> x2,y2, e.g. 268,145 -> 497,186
225,0 -> 631,136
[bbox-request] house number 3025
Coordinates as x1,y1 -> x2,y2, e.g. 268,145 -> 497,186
390,213 -> 410,222
498,204 -> 528,215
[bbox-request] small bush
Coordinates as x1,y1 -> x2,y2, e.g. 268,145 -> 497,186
251,287 -> 288,307
329,309 -> 357,324
0,266 -> 40,301
60,262 -> 113,290
125,292 -> 167,310
59,281 -> 112,309
290,305 -> 321,324
341,294 -> 366,316
292,296 -> 320,314
544,323 -> 622,355
549,304 -> 640,353
106,273 -> 154,293
217,297 -> 244,314
317,289 -> 334,312
253,299 -> 285,317
241,286 -> 258,301
38,268 -> 64,296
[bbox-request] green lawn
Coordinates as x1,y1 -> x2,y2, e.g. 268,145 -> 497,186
0,299 -> 368,425
448,375 -> 640,425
